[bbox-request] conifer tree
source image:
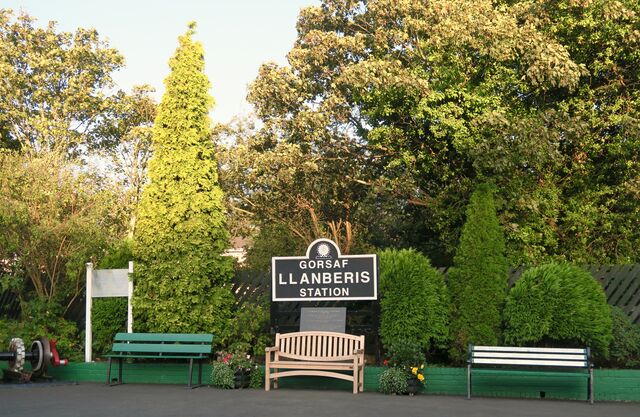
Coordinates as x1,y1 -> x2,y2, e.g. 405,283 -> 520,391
133,23 -> 233,338
447,183 -> 508,362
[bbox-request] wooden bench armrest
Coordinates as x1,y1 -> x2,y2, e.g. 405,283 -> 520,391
265,347 -> 279,353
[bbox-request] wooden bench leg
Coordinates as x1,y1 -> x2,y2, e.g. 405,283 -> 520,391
187,358 -> 194,389
589,366 -> 594,404
467,364 -> 472,400
353,357 -> 358,394
106,357 -> 112,385
118,357 -> 123,384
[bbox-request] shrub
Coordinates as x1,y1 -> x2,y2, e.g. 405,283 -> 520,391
607,306 -> 640,368
503,263 -> 613,359
378,249 -> 450,355
211,361 -> 234,389
448,183 -> 508,362
384,339 -> 426,368
378,367 -> 408,395
249,365 -> 264,388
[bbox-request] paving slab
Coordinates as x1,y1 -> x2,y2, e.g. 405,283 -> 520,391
1,383 -> 639,417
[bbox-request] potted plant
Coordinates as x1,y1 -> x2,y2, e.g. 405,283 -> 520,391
226,352 -> 253,388
379,339 -> 426,395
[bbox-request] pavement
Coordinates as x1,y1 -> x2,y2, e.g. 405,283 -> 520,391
1,383 -> 639,417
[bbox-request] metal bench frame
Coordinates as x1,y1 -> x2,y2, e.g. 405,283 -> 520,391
265,331 -> 365,394
104,333 -> 213,389
467,345 -> 594,403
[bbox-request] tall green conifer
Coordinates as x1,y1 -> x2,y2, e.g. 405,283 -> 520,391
132,23 -> 233,338
448,183 -> 508,362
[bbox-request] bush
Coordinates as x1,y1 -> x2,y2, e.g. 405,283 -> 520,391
503,263 -> 613,359
607,306 -> 640,368
378,249 -> 450,355
384,339 -> 426,368
378,366 -> 409,395
211,361 -> 235,389
249,365 -> 264,388
447,183 -> 508,363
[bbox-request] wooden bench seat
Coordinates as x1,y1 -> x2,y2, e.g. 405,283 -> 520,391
265,331 -> 365,394
467,345 -> 594,403
104,332 -> 213,388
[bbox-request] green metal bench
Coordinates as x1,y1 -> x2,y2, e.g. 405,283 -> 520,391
105,333 -> 213,388
467,344 -> 594,403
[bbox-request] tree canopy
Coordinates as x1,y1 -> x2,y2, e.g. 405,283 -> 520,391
238,0 -> 640,265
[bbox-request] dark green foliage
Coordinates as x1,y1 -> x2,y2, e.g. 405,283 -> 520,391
378,249 -> 450,354
378,367 -> 409,395
384,339 -> 426,368
249,366 -> 264,389
132,24 -> 234,341
448,183 -> 508,362
503,263 -> 613,359
244,223 -> 305,272
225,294 -> 270,356
606,307 -> 640,368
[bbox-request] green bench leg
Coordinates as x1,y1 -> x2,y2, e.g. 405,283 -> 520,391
467,364 -> 472,400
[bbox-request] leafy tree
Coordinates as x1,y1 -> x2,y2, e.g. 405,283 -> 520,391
247,0 -> 640,265
133,24 -> 234,341
447,183 -> 508,362
0,150 -> 125,310
503,263 -> 613,360
378,249 -> 450,354
0,9 -> 124,157
96,85 -> 157,237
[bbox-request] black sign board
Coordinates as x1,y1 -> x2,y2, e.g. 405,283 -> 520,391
300,307 -> 346,333
272,239 -> 378,301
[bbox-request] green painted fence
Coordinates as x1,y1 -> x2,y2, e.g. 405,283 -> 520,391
10,363 -> 630,402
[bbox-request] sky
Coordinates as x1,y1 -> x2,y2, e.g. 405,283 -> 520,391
3,0 -> 319,123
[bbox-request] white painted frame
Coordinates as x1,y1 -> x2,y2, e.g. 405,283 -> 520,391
84,262 -> 134,363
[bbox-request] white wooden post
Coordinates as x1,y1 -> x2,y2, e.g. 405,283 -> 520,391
127,261 -> 134,333
85,262 -> 93,363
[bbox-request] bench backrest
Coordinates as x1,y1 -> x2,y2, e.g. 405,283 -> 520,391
111,333 -> 213,357
469,345 -> 591,368
275,331 -> 364,361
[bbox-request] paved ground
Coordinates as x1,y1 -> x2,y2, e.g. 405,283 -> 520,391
1,383 -> 639,417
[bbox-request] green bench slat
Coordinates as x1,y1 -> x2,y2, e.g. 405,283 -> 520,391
113,333 -> 213,343
104,354 -> 207,359
110,343 -> 211,354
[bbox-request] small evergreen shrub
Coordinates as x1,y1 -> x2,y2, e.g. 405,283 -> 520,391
503,263 -> 613,359
448,183 -> 508,362
211,361 -> 234,389
385,339 -> 426,368
249,366 -> 264,388
378,249 -> 450,355
607,306 -> 640,368
378,367 -> 408,395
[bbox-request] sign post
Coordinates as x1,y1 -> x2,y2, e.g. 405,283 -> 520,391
84,262 -> 133,362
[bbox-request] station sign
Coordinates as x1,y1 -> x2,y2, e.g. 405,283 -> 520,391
271,239 -> 378,301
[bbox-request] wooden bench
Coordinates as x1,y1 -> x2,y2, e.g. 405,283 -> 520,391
467,345 -> 594,403
104,333 -> 213,388
265,331 -> 365,394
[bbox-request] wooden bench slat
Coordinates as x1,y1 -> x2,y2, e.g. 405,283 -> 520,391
104,354 -> 207,359
472,358 -> 588,367
114,333 -> 213,343
111,343 -> 211,354
473,352 -> 587,361
473,346 -> 586,354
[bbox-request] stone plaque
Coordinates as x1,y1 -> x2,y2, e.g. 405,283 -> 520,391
300,307 -> 346,333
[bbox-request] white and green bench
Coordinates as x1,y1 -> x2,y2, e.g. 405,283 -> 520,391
105,333 -> 213,388
467,345 -> 594,403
